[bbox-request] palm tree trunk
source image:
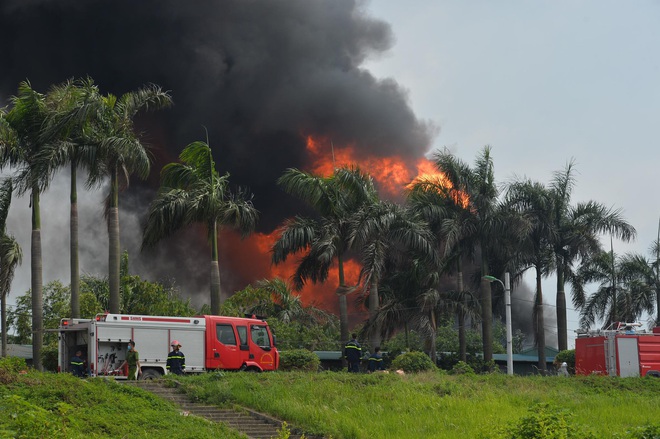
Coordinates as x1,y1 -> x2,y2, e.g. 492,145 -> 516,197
337,255 -> 349,346
480,253 -> 493,363
70,163 -> 80,318
556,263 -> 567,352
457,256 -> 467,361
535,265 -> 547,374
31,187 -> 43,371
369,277 -> 381,349
108,169 -> 120,314
429,309 -> 437,364
210,220 -> 221,315
1,293 -> 7,357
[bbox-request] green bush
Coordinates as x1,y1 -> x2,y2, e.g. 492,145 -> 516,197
0,356 -> 27,374
449,361 -> 475,375
390,351 -> 436,373
279,349 -> 321,372
488,403 -> 596,439
625,423 -> 660,439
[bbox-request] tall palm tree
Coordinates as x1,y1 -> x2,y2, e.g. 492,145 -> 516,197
0,179 -> 22,357
408,169 -> 479,361
0,81 -> 58,370
574,249 -> 654,328
349,200 -> 438,349
87,84 -> 171,313
37,78 -> 104,318
272,166 -> 378,345
505,179 -> 556,373
419,146 -> 504,362
549,161 -> 636,350
142,140 -> 258,314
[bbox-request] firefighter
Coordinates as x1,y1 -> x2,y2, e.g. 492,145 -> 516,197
70,350 -> 85,377
167,340 -> 186,375
344,333 -> 362,373
367,347 -> 384,373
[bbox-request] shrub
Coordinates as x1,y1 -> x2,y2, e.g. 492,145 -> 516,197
625,423 -> 660,439
390,351 -> 436,373
449,361 -> 475,375
0,356 -> 27,374
0,356 -> 27,384
279,349 -> 320,372
488,403 -> 596,439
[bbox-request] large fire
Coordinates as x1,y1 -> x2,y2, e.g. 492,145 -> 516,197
223,135 -> 461,321
305,135 -> 451,199
221,229 -> 362,313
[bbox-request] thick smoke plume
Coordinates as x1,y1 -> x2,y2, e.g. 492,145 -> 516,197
0,0 -> 435,308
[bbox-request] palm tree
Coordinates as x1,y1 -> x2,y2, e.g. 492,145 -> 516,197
505,179 -> 556,373
349,200 -> 438,349
574,249 -> 654,328
37,78 -> 104,318
272,166 -> 377,345
87,84 -> 171,313
0,179 -> 22,357
408,169 -> 478,361
418,146 -> 504,362
0,81 -> 58,370
549,161 -> 636,350
142,140 -> 258,314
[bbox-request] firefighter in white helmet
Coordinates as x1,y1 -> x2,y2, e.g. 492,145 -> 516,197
167,340 -> 185,375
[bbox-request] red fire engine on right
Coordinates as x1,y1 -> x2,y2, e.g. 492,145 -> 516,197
574,322 -> 660,377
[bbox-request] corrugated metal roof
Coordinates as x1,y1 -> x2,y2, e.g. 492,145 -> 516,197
6,344 -> 32,359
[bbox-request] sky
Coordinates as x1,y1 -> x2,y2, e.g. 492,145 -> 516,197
2,1 -> 659,349
361,0 -> 660,345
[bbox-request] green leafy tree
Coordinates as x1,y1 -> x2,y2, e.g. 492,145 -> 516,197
349,200 -> 437,349
574,249 -> 655,328
0,179 -> 22,357
0,81 -> 62,370
37,78 -> 104,319
409,170 -> 482,362
143,140 -> 258,314
548,161 -> 635,350
86,84 -> 171,314
505,179 -> 556,373
420,146 -> 505,362
272,166 -> 377,345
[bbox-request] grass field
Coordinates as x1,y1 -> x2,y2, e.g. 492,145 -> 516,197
178,371 -> 660,439
2,354 -> 660,439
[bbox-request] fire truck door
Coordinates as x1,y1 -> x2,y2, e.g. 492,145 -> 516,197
208,323 -> 243,370
617,337 -> 640,377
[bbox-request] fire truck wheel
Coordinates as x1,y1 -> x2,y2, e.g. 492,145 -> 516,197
647,371 -> 660,378
140,369 -> 162,380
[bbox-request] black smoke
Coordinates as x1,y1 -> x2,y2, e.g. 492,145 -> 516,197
0,0 -> 434,304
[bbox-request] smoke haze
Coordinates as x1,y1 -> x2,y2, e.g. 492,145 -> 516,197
0,0 -> 435,308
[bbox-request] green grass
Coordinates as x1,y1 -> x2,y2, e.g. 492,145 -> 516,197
3,355 -> 660,439
0,366 -> 245,439
178,371 -> 660,439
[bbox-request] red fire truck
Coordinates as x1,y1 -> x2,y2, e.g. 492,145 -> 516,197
56,313 -> 279,379
574,323 -> 660,377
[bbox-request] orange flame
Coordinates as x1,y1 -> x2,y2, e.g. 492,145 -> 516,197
221,229 -> 363,314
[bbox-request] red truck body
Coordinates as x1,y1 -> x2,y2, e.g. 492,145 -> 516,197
57,313 -> 279,379
575,326 -> 660,377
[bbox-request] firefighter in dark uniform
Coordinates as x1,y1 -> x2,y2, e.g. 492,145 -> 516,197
70,350 -> 85,377
367,346 -> 384,373
167,340 -> 186,375
344,333 -> 362,373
